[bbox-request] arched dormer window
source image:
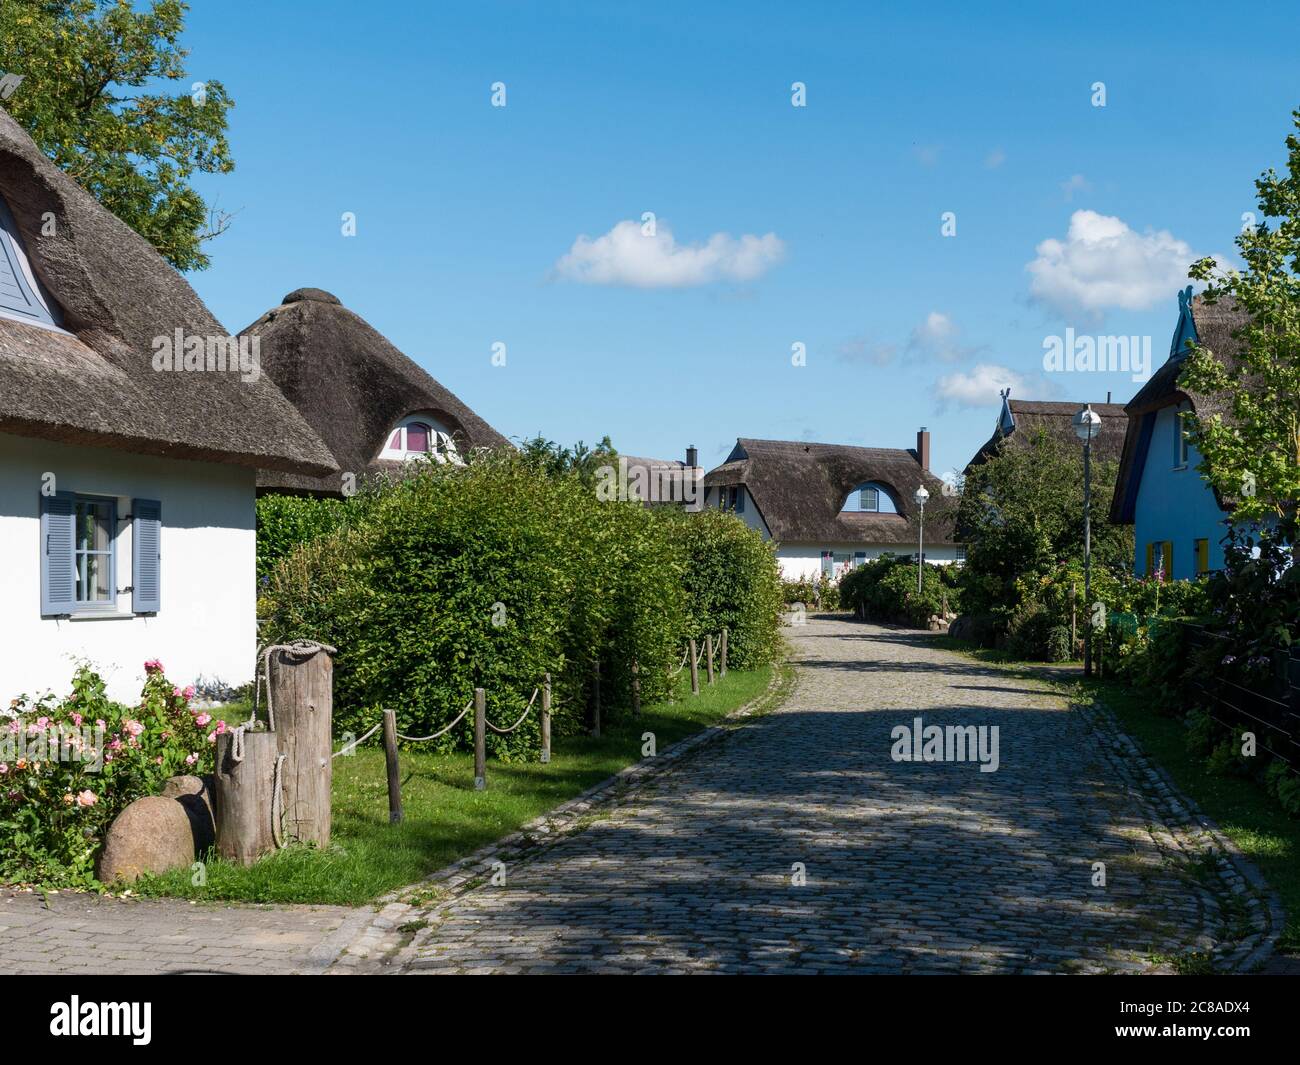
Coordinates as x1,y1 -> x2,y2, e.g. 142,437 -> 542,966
380,414 -> 462,464
0,194 -> 59,329
840,481 -> 899,514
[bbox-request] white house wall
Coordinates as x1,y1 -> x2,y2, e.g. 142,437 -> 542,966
0,431 -> 257,703
776,543 -> 961,580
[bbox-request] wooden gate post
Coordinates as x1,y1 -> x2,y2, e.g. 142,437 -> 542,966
214,730 -> 277,866
381,709 -> 402,824
473,687 -> 486,789
720,628 -> 728,677
706,635 -> 716,685
631,658 -> 641,716
268,645 -> 333,848
592,661 -> 601,738
689,638 -> 700,695
540,673 -> 552,764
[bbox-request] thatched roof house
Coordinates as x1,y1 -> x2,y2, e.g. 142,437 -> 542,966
703,433 -> 960,579
0,109 -> 336,476
613,446 -> 704,509
0,104 -> 334,701
241,288 -> 510,495
1108,288 -> 1245,579
965,393 -> 1128,473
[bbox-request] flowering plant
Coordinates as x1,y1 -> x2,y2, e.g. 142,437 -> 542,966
0,662 -> 232,884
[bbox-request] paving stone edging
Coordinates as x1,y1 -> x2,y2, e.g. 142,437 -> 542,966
1072,692 -> 1285,973
321,661 -> 794,972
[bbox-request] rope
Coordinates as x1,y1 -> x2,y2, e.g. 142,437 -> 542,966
395,699 -> 473,742
485,687 -> 539,735
253,640 -> 337,732
270,753 -> 287,848
332,722 -> 381,758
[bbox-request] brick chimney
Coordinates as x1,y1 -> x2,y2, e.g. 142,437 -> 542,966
916,427 -> 930,471
686,444 -> 698,469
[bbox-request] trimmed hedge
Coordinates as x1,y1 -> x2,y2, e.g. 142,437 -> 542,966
258,452 -> 780,757
839,554 -> 959,628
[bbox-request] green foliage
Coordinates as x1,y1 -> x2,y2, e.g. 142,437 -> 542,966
0,1 -> 235,271
668,508 -> 783,670
1184,110 -> 1300,525
780,573 -> 840,611
839,553 -> 957,627
259,451 -> 780,756
956,428 -> 1133,640
255,493 -> 352,583
1,663 -> 236,883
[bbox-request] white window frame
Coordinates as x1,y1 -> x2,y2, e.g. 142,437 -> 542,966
380,415 -> 462,464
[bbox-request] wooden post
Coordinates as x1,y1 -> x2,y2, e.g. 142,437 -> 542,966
540,673 -> 552,764
706,634 -> 716,685
689,638 -> 700,695
473,687 -> 486,789
213,731 -> 277,866
720,628 -> 728,677
1070,583 -> 1077,649
381,709 -> 402,824
631,658 -> 641,716
592,661 -> 601,738
268,645 -> 332,848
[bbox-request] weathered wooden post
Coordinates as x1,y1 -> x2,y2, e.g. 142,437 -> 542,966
592,660 -> 602,738
1070,583 -> 1078,649
474,687 -> 486,790
689,638 -> 700,695
720,628 -> 728,677
631,658 -> 641,716
540,673 -> 552,764
268,644 -> 333,848
706,634 -> 716,685
213,730 -> 277,866
381,709 -> 402,824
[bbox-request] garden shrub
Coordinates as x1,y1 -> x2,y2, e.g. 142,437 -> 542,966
1,663 -> 234,883
839,554 -> 954,628
255,493 -> 353,583
259,451 -> 779,756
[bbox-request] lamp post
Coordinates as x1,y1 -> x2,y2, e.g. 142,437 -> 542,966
1073,404 -> 1102,677
913,485 -> 930,595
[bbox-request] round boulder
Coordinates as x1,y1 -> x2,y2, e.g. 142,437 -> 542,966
97,796 -> 200,885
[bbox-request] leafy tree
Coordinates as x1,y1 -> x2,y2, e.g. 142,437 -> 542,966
1185,109 -> 1300,536
0,0 -> 234,270
955,427 -> 1132,624
517,433 -> 617,489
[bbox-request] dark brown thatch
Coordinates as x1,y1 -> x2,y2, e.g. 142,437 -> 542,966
965,398 -> 1128,473
241,289 -> 510,494
0,107 -> 337,475
1109,293 -> 1248,523
703,438 -> 957,545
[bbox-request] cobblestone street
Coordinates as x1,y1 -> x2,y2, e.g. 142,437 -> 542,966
0,618 -> 1277,975
391,617 -> 1271,974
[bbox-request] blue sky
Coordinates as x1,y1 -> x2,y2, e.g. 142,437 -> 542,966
180,0 -> 1300,479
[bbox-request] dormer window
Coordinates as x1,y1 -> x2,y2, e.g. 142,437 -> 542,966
0,194 -> 59,329
380,414 -> 461,464
841,481 -> 898,514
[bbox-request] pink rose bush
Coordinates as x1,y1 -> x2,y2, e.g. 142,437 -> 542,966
0,663 -> 233,884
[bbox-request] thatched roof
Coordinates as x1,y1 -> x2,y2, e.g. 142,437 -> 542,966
241,289 -> 510,494
0,107 -> 337,475
703,438 -> 957,545
966,396 -> 1128,473
1110,290 -> 1248,523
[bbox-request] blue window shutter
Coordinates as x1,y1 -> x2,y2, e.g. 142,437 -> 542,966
40,491 -> 75,615
0,195 -> 57,327
132,499 -> 161,613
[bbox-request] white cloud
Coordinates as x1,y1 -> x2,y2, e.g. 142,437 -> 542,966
933,363 -> 1026,410
553,220 -> 785,288
1026,210 -> 1215,315
907,311 -> 981,362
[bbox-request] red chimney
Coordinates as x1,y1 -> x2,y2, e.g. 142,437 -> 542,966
916,427 -> 930,471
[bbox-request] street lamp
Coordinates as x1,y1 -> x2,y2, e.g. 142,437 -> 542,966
913,485 -> 930,595
1073,404 -> 1102,677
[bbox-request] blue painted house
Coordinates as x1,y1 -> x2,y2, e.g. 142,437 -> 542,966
1109,288 -> 1244,579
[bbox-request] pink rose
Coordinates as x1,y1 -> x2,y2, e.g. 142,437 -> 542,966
144,660 -> 163,673
183,686 -> 196,701
75,789 -> 97,807
123,719 -> 144,738
0,764 -> 7,774
195,713 -> 211,727
185,753 -> 199,766
70,712 -> 83,726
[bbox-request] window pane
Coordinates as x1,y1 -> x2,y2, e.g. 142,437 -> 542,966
74,499 -> 114,604
860,487 -> 879,511
387,429 -> 402,451
406,423 -> 430,452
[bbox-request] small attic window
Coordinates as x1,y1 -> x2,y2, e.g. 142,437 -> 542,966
841,481 -> 898,514
0,194 -> 59,329
381,414 -> 462,464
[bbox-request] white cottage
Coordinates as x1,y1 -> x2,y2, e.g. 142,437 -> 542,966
0,108 -> 337,702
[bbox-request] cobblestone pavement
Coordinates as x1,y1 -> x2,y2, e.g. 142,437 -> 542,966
0,891 -> 363,975
389,617 -> 1275,974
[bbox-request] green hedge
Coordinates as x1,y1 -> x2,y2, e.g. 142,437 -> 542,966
255,493 -> 352,583
839,554 -> 958,627
258,452 -> 780,756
